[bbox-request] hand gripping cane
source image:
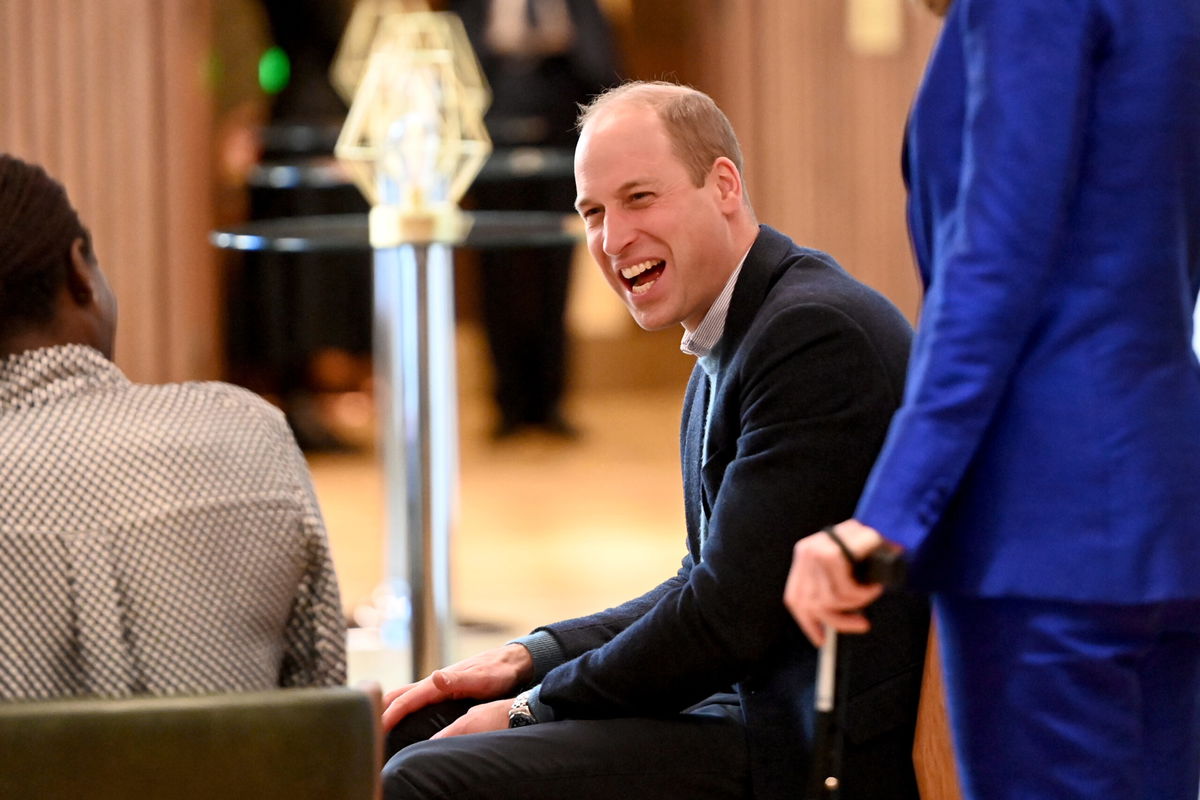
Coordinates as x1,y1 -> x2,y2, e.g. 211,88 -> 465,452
807,537 -> 907,800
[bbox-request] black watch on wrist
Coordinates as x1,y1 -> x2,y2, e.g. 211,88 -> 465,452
508,690 -> 538,728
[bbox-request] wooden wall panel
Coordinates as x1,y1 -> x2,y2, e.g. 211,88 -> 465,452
111,0 -> 165,378
79,1 -> 110,250
163,0 -> 224,380
0,0 -> 217,384
29,5 -> 59,166
915,628 -> 965,800
684,0 -> 940,322
55,0 -> 86,187
1,5 -> 33,155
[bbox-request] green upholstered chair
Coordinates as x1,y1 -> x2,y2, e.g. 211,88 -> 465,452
0,685 -> 381,800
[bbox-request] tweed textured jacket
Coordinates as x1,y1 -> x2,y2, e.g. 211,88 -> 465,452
0,345 -> 346,699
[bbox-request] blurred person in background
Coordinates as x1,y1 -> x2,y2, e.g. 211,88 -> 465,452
218,0 -> 373,452
452,0 -> 621,440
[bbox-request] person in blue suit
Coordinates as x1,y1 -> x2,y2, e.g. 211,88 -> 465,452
785,1 -> 1200,798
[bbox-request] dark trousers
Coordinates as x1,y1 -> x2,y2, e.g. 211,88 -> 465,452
381,694 -> 751,800
471,176 -> 576,429
478,243 -> 573,427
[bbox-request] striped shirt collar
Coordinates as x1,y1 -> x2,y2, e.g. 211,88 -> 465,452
680,244 -> 752,361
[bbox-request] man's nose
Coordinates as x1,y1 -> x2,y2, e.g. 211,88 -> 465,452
602,211 -> 635,256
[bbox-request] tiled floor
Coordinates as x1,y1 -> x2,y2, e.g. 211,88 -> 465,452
307,323 -> 689,685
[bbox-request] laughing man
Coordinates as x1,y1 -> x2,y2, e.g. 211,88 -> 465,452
378,81 -> 929,800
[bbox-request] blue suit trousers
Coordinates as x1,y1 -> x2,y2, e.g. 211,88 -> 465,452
936,594 -> 1200,800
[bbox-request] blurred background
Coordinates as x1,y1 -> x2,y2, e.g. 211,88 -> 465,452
0,0 -> 941,668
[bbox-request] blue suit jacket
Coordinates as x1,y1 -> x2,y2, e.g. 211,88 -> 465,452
537,226 -> 929,799
856,0 -> 1200,602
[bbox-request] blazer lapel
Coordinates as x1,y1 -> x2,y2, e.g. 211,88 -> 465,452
719,225 -> 793,363
681,367 -> 708,558
682,226 -> 792,555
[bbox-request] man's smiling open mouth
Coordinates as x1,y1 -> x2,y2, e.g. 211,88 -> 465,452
621,259 -> 667,295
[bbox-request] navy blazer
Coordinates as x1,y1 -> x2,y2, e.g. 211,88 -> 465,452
537,226 -> 929,799
856,0 -> 1200,602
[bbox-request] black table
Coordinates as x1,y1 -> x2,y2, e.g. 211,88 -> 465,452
211,209 -> 580,253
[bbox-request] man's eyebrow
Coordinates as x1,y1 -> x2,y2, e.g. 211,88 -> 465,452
616,178 -> 650,195
574,179 -> 653,212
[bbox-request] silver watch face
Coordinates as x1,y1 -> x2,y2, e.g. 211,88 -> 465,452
508,696 -> 537,728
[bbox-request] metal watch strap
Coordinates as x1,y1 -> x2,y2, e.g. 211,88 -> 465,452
508,690 -> 538,728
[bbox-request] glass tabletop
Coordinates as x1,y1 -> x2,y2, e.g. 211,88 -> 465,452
210,210 -> 583,253
245,148 -> 573,191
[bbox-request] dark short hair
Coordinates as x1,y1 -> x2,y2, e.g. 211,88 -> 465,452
577,81 -> 746,190
0,154 -> 90,342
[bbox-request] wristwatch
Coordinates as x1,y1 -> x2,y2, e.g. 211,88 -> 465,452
508,689 -> 538,728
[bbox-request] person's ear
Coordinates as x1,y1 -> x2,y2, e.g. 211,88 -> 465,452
65,237 -> 94,305
710,157 -> 743,212
914,0 -> 953,17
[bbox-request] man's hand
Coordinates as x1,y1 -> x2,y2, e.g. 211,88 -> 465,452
381,644 -> 534,731
783,519 -> 890,647
430,698 -> 513,740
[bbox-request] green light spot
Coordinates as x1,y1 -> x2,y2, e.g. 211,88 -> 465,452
258,46 -> 290,95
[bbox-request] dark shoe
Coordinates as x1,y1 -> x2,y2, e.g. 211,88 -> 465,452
540,415 -> 580,440
286,393 -> 358,453
490,419 -> 524,441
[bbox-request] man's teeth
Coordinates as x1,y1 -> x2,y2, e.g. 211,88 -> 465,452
620,260 -> 659,280
631,278 -> 657,295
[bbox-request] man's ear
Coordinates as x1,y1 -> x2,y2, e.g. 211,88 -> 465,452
64,237 -> 93,305
710,157 -> 743,211
916,0 -> 953,17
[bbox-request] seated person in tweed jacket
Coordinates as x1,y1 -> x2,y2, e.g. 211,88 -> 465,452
0,153 -> 346,699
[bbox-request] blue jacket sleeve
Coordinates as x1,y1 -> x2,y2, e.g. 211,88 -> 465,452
855,0 -> 1103,552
